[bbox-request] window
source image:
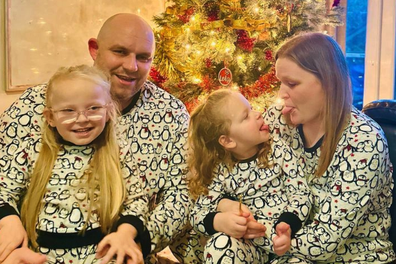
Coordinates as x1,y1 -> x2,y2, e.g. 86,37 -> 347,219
345,0 -> 368,110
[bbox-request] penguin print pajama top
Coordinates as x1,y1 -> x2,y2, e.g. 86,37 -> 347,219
190,136 -> 312,256
0,81 -> 200,263
264,105 -> 395,264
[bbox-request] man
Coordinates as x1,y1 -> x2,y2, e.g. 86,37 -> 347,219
0,13 -> 202,263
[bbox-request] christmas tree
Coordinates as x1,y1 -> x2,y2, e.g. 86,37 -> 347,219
150,0 -> 343,112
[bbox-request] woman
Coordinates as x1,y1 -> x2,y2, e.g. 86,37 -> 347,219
219,32 -> 395,263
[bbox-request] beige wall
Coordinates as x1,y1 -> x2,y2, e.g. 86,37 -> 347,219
0,1 -> 165,114
0,2 -> 21,114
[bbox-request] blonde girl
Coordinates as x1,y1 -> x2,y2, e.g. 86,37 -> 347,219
188,89 -> 311,263
0,65 -> 147,264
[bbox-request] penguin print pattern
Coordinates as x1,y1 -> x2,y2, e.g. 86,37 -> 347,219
0,81 -> 204,263
264,105 -> 395,264
0,139 -> 147,263
191,139 -> 312,263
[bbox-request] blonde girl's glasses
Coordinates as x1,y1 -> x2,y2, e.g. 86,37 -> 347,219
50,104 -> 109,125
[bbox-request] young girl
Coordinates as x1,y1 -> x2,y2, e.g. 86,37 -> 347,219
0,65 -> 147,264
188,89 -> 311,263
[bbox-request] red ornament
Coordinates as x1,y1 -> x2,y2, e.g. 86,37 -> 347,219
205,58 -> 212,68
218,68 -> 232,86
149,67 -> 167,88
265,50 -> 273,61
236,30 -> 256,52
177,7 -> 195,23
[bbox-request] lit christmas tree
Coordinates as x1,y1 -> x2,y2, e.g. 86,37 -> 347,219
149,0 -> 343,112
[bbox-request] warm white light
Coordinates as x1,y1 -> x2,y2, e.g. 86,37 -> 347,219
137,9 -> 141,14
186,44 -> 191,49
225,47 -> 230,52
211,41 -> 216,47
237,55 -> 243,60
193,77 -> 201,83
258,67 -> 262,71
30,48 -> 37,51
254,7 -> 260,13
275,98 -> 284,105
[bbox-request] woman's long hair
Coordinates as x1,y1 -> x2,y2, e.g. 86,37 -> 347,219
276,32 -> 352,176
187,89 -> 271,199
21,65 -> 125,248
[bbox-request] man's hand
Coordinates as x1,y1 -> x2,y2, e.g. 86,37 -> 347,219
272,222 -> 292,256
1,248 -> 46,264
0,215 -> 28,262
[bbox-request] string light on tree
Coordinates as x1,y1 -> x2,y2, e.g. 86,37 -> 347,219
150,0 -> 343,112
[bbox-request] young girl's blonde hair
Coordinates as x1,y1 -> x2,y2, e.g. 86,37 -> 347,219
188,89 -> 271,199
21,65 -> 125,248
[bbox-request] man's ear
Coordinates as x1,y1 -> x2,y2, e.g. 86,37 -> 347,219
218,135 -> 236,150
88,38 -> 99,60
43,108 -> 56,127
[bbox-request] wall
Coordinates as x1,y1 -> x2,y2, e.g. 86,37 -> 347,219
0,0 -> 166,114
0,2 -> 20,113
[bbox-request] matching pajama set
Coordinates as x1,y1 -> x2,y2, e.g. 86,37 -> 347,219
265,105 -> 396,264
0,81 -> 204,263
0,140 -> 148,264
190,136 -> 312,263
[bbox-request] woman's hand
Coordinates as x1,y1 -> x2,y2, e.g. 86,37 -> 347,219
0,215 -> 28,262
1,247 -> 46,264
273,222 -> 292,256
96,224 -> 143,264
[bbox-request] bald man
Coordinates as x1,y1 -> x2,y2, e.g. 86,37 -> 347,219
0,13 -> 203,264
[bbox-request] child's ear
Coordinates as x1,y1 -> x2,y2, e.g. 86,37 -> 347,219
43,108 -> 56,127
105,104 -> 113,122
218,135 -> 236,150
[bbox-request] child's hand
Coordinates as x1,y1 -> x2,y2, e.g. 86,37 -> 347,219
243,216 -> 266,239
1,247 -> 46,264
0,215 -> 28,262
213,212 -> 250,238
272,222 -> 292,256
217,199 -> 252,215
96,224 -> 143,264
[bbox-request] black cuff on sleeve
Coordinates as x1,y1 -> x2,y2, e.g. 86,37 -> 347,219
220,194 -> 236,201
139,227 -> 152,259
0,204 -> 19,220
203,212 -> 218,235
113,215 -> 150,257
114,215 -> 145,238
274,212 -> 302,238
